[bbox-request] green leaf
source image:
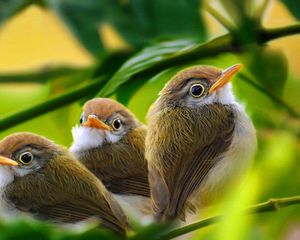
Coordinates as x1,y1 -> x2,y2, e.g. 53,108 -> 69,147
97,39 -> 198,97
241,46 -> 288,97
114,0 -> 207,47
281,0 -> 300,20
96,34 -> 234,98
127,68 -> 180,121
115,75 -> 147,106
0,220 -> 52,240
43,0 -> 206,56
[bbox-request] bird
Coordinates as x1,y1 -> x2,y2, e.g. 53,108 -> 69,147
145,64 -> 257,222
0,132 -> 129,235
70,98 -> 151,220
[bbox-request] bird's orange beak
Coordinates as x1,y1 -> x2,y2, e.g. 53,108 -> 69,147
0,156 -> 18,166
83,115 -> 111,131
208,64 -> 242,93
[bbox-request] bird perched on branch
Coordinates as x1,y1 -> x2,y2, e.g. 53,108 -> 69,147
70,98 -> 151,220
145,64 -> 256,222
0,132 -> 128,235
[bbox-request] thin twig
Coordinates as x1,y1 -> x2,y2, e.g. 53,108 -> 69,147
0,77 -> 106,131
159,195 -> 300,240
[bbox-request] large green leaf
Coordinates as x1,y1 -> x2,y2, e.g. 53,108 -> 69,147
47,0 -> 206,55
97,39 -> 198,97
114,0 -> 207,47
240,46 -> 288,97
96,35 -> 233,98
1,0 -> 206,56
127,68 -> 180,121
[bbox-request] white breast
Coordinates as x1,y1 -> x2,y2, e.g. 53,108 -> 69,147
70,126 -> 106,152
0,166 -> 16,217
70,126 -> 122,153
112,194 -> 153,225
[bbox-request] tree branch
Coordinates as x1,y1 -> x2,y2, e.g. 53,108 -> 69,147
260,23 -> 300,43
0,67 -> 93,83
0,77 -> 106,131
159,195 -> 300,240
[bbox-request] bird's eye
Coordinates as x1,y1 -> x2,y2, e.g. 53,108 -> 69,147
112,119 -> 122,130
190,84 -> 205,97
19,152 -> 33,165
80,114 -> 85,125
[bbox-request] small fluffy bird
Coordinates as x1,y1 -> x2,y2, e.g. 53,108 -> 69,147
0,132 -> 128,235
70,98 -> 150,219
145,64 -> 256,221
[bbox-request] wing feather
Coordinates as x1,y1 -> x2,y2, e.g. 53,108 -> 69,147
147,103 -> 235,221
6,157 -> 127,235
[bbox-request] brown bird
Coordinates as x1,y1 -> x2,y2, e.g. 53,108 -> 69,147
145,64 -> 256,221
70,98 -> 150,219
0,132 -> 128,235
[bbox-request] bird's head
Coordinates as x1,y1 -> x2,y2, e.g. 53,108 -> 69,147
158,64 -> 241,108
0,132 -> 60,188
70,98 -> 140,152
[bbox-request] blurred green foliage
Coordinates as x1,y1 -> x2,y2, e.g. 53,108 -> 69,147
1,0 -> 300,239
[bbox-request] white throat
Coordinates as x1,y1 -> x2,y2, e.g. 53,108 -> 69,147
70,126 -> 121,153
0,167 -> 14,188
205,83 -> 235,105
214,83 -> 235,104
0,166 -> 15,214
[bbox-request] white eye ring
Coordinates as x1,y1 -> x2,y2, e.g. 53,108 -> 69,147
112,118 -> 122,130
190,84 -> 205,97
19,152 -> 33,165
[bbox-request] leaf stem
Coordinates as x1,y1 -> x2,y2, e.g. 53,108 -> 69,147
0,77 -> 105,131
159,195 -> 300,239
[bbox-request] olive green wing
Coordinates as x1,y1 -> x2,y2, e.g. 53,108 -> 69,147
148,167 -> 170,221
10,191 -> 126,235
147,105 -> 235,221
165,109 -> 235,220
6,159 -> 128,235
104,175 -> 150,197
